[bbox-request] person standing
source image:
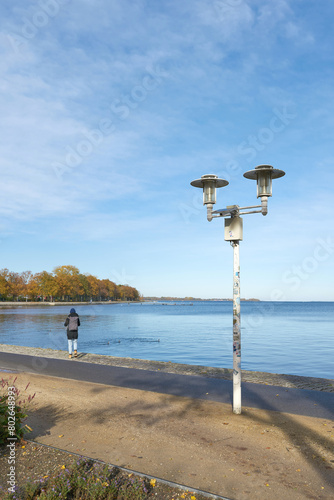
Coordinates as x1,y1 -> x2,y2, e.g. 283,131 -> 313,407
64,308 -> 80,359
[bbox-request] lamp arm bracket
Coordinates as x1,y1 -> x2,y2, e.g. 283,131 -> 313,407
238,204 -> 261,210
239,209 -> 262,216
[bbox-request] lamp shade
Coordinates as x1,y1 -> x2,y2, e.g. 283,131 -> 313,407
190,174 -> 229,205
243,165 -> 285,198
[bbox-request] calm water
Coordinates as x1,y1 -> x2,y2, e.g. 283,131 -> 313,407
0,301 -> 333,379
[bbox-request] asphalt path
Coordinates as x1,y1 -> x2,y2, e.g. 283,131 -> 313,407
0,352 -> 333,420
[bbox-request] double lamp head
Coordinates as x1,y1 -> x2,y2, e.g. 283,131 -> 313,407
191,164 -> 285,217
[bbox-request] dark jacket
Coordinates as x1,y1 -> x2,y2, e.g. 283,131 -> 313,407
64,312 -> 80,340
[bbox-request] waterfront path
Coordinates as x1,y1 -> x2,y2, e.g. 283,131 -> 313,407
0,345 -> 334,418
0,350 -> 334,420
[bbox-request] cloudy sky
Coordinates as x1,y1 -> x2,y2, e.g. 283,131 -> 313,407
1,0 -> 333,300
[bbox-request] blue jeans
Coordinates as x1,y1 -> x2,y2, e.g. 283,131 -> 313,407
68,339 -> 78,354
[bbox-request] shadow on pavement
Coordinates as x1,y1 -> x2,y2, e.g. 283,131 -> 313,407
242,384 -> 334,490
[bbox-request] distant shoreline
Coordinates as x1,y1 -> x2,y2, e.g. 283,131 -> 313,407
0,299 -> 332,307
0,301 -> 134,307
0,298 -> 260,308
0,299 -> 257,308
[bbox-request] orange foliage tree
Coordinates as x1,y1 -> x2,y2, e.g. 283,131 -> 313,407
0,266 -> 140,302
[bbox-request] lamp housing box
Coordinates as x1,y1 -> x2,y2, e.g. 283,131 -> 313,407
224,217 -> 243,241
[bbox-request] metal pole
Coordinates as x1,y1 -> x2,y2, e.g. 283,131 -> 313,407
232,240 -> 241,414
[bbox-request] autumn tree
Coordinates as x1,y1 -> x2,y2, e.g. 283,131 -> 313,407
26,274 -> 40,300
0,269 -> 9,299
107,279 -> 117,300
20,271 -> 34,301
53,265 -> 83,301
77,274 -> 90,300
0,266 -> 140,302
6,271 -> 26,300
0,269 -> 34,301
86,274 -> 99,300
33,271 -> 57,301
117,284 -> 139,301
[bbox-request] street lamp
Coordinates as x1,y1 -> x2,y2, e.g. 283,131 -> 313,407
190,174 -> 229,221
243,164 -> 285,216
191,164 -> 285,414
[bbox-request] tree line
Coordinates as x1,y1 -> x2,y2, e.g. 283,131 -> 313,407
0,265 -> 140,302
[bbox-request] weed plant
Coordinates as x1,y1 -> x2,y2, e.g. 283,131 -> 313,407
0,378 -> 35,445
1,458 -> 151,499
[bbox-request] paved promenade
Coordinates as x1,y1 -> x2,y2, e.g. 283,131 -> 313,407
0,344 -> 333,392
0,345 -> 333,420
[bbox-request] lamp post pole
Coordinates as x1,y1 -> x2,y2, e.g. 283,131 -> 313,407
232,238 -> 241,414
223,209 -> 244,413
191,165 -> 285,415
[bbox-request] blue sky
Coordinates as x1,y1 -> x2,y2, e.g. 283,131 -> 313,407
1,0 -> 334,300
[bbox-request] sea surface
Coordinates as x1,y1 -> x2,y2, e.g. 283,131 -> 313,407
0,301 -> 333,379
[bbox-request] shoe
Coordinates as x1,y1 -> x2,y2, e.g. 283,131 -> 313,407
74,351 -> 78,358
69,354 -> 72,359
